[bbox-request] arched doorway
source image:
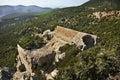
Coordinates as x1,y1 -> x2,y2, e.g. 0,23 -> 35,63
82,35 -> 95,50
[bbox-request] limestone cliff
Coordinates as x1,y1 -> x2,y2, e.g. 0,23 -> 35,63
13,26 -> 98,80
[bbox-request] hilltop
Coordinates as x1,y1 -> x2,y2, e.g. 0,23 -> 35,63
0,0 -> 120,80
13,26 -> 98,80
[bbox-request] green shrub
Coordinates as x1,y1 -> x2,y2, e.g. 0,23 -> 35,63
56,44 -> 80,68
19,64 -> 26,72
56,46 -> 120,80
19,34 -> 44,50
34,66 -> 46,80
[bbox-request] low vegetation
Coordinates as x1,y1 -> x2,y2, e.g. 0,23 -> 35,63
0,0 -> 120,79
55,46 -> 120,80
19,64 -> 26,72
19,34 -> 44,50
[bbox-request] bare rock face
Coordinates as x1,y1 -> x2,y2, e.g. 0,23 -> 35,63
13,26 -> 98,80
89,11 -> 120,19
107,74 -> 120,80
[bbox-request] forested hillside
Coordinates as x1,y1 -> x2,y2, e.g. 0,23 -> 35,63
0,0 -> 120,79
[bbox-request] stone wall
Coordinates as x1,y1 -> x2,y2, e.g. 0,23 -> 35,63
54,26 -> 98,49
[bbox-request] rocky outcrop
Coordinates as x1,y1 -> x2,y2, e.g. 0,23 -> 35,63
89,10 -> 120,19
107,73 -> 120,80
13,26 -> 98,80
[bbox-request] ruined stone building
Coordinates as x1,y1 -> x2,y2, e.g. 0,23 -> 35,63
13,26 -> 98,80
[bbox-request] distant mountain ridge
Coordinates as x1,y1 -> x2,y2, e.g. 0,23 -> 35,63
82,0 -> 120,11
0,5 -> 52,18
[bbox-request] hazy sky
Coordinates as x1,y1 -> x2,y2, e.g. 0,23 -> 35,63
0,0 -> 89,8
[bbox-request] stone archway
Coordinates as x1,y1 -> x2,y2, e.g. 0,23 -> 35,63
82,35 -> 95,50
